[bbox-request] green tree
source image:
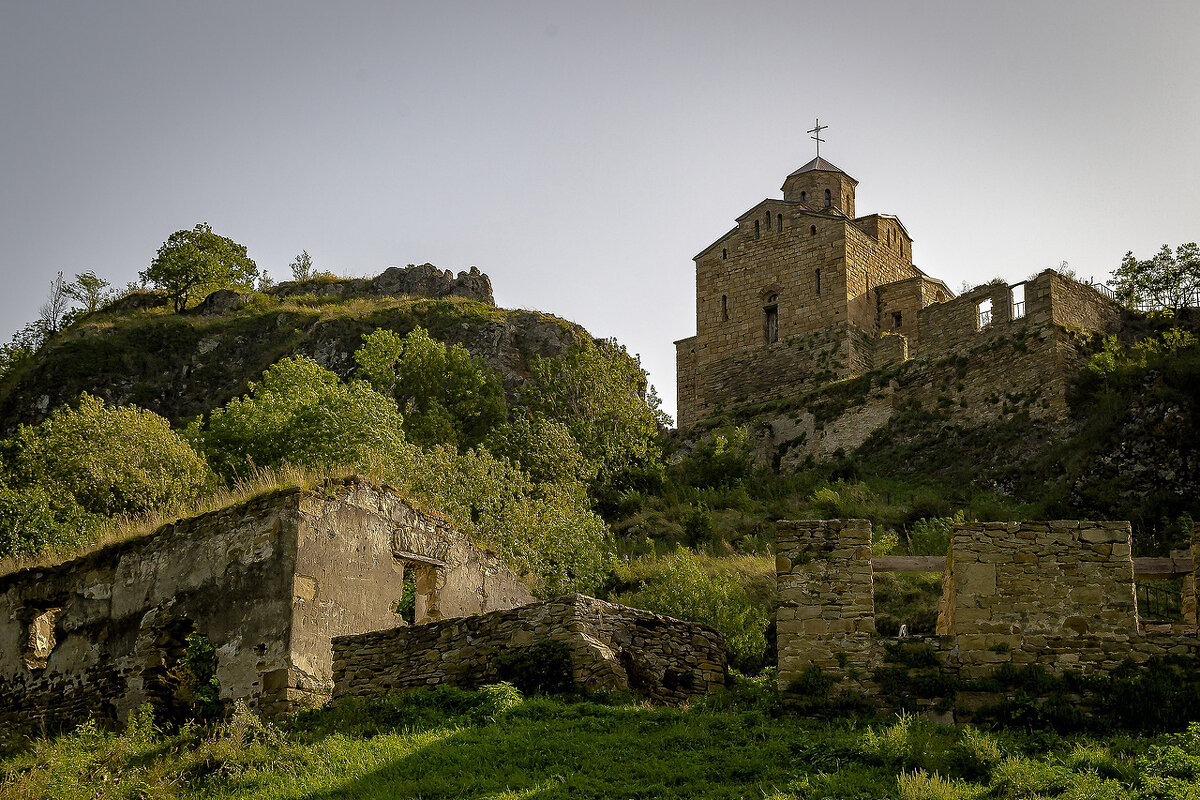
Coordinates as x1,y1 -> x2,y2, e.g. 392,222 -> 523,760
0,482 -> 93,560
354,327 -> 506,449
289,250 -> 314,281
1111,242 -> 1200,310
140,223 -> 260,312
193,356 -> 410,479
392,444 -> 609,596
7,394 -> 211,517
63,270 -> 114,314
483,411 -> 596,487
523,339 -> 666,484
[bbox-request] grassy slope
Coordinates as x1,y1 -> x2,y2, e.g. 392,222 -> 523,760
5,687 -> 1196,800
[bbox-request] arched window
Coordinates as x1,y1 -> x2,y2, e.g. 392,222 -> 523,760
721,295 -> 728,321
766,211 -> 772,230
721,248 -> 727,260
800,191 -> 807,203
824,189 -> 831,207
754,220 -> 760,239
777,213 -> 783,232
810,225 -> 817,236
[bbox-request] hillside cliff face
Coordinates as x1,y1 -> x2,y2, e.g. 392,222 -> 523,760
0,265 -> 588,433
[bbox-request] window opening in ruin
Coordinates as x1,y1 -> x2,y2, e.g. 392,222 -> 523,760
764,298 -> 778,344
810,225 -> 817,237
1010,282 -> 1026,319
815,269 -> 821,295
824,189 -> 831,207
393,557 -> 442,624
754,220 -> 760,239
22,607 -> 61,670
892,311 -> 902,329
1135,578 -> 1184,624
721,295 -> 728,321
977,297 -> 993,329
396,569 -> 418,624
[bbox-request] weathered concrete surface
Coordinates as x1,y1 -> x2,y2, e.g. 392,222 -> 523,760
0,480 -> 532,732
333,594 -> 728,706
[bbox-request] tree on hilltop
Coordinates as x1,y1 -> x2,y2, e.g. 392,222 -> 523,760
140,223 -> 259,312
1111,242 -> 1200,311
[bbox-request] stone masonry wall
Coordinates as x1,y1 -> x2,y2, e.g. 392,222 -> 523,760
776,520 -> 877,695
775,519 -> 1200,719
333,594 -> 727,706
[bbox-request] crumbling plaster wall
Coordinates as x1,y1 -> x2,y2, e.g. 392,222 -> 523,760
0,482 -> 534,732
0,493 -> 301,732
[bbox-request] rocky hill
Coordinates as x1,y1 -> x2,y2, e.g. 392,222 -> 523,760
0,264 -> 591,433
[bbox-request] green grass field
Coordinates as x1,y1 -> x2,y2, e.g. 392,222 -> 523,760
5,685 -> 1200,800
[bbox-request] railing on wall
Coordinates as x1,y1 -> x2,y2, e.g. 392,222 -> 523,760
1137,581 -> 1183,621
1090,281 -> 1200,312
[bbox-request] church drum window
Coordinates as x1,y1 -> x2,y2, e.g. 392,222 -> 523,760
824,189 -> 831,207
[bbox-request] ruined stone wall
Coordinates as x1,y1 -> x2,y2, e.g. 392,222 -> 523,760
285,484 -> 532,712
0,493 -> 302,733
774,519 -> 1200,718
269,263 -> 495,305
333,594 -> 727,706
0,482 -> 534,732
776,520 -> 877,695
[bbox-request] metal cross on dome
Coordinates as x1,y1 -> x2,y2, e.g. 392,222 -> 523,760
808,118 -> 827,159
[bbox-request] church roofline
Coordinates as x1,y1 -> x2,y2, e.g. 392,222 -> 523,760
784,156 -> 858,184
694,201 -> 855,260
854,212 -> 914,242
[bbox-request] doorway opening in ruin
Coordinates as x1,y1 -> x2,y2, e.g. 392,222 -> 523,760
22,606 -> 61,670
393,557 -> 441,625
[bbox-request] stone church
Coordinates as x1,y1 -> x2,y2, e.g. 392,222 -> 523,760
675,155 -> 953,428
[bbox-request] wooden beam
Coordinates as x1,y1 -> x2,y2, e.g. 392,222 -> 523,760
873,556 -> 944,573
1134,557 -> 1194,577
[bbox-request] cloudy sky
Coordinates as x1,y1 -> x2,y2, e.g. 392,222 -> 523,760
2,1 -> 1197,421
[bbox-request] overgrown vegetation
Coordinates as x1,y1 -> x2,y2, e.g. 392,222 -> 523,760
6,685 -> 1200,799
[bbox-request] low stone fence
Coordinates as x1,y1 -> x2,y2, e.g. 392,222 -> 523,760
333,594 -> 727,706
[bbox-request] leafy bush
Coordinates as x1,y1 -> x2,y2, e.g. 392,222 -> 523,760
193,356 -> 410,480
6,393 -> 211,517
614,549 -> 769,673
675,426 -> 755,489
355,327 -> 506,449
483,411 -> 596,486
0,483 -> 93,560
523,338 -> 666,485
908,515 -> 960,556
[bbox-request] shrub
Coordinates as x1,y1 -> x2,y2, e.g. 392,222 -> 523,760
6,393 -> 211,517
354,327 -> 506,449
0,483 -> 93,560
193,356 -> 410,480
614,549 -> 769,673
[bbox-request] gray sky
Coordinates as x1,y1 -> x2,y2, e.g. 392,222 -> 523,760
2,1 -> 1197,421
